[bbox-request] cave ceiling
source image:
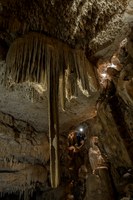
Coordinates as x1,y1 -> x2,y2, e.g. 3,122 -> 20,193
0,0 -> 129,58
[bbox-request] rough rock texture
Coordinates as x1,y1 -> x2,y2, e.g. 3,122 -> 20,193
124,0 -> 133,24
0,110 -> 49,196
0,0 -> 128,58
0,0 -> 133,199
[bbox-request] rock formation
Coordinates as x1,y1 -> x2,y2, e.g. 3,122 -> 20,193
0,0 -> 133,199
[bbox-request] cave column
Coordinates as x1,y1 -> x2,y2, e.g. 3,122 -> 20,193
47,47 -> 60,188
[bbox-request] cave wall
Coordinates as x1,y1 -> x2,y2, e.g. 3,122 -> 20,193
0,0 -> 133,199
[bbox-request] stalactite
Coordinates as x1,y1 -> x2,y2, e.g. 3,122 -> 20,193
22,42 -> 28,82
26,38 -> 33,82
40,39 -> 45,85
17,39 -> 24,82
36,38 -> 41,82
86,60 -> 99,92
5,32 -> 99,188
59,49 -> 66,110
6,32 -> 98,105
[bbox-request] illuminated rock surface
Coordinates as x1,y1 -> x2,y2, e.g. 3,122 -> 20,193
0,0 -> 133,199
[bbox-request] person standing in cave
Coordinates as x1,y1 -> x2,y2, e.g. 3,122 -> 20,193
67,131 -> 77,156
67,130 -> 85,156
76,131 -> 86,149
67,130 -> 86,180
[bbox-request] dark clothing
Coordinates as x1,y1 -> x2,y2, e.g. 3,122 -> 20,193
68,132 -> 85,147
76,132 -> 85,147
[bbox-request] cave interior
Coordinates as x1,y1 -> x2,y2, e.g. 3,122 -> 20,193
0,0 -> 133,199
